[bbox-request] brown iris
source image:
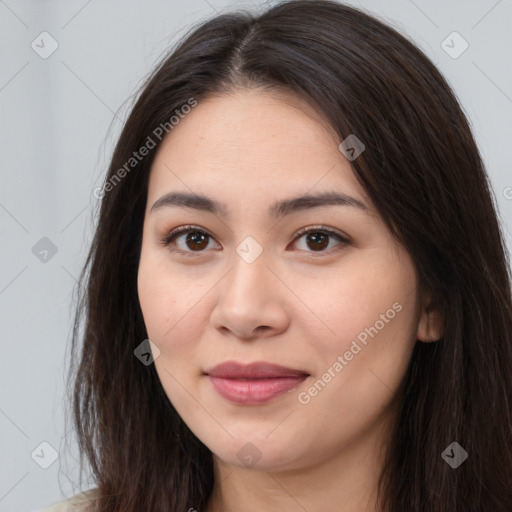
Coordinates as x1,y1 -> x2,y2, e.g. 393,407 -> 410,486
305,232 -> 329,251
185,232 -> 209,251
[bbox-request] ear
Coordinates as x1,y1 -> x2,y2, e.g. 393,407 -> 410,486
416,300 -> 443,343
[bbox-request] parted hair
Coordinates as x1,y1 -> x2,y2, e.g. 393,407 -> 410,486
67,1 -> 512,510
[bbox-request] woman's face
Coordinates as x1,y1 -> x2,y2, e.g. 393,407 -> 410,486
137,89 -> 434,472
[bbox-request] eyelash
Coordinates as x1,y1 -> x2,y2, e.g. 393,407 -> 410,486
156,224 -> 351,258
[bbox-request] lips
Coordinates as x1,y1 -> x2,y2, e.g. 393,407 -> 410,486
205,360 -> 309,379
204,361 -> 309,404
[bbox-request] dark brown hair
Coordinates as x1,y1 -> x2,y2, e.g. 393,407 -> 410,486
67,1 -> 512,510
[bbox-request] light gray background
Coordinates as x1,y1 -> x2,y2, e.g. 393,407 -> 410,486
1,1 -> 511,511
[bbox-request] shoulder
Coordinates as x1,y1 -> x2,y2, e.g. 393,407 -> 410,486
36,488 -> 98,512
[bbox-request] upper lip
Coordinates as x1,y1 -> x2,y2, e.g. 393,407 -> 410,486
205,361 -> 309,379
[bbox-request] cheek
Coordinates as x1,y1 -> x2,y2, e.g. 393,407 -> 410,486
137,249 -> 211,366
309,265 -> 413,339
293,271 -> 417,448
137,266 -> 172,340
137,256 -> 212,415
303,249 -> 418,381
138,245 -> 181,345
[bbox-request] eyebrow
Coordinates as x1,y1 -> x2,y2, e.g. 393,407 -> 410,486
150,190 -> 369,218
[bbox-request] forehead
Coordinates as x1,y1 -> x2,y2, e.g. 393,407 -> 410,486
147,89 -> 369,212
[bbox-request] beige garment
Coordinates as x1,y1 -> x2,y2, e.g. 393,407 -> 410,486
38,488 -> 98,512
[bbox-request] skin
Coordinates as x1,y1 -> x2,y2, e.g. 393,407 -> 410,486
137,88 -> 442,512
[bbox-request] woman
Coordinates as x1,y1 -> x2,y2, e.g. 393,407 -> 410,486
41,0 -> 512,510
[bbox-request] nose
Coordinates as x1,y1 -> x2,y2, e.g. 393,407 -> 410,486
210,252 -> 290,340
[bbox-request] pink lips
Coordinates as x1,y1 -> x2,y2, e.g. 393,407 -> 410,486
205,361 -> 309,405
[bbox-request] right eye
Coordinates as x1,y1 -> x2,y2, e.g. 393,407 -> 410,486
157,225 -> 220,256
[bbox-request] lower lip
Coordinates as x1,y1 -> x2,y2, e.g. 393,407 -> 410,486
208,375 -> 308,404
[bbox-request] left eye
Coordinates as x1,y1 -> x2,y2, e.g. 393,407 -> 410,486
158,225 -> 350,256
293,227 -> 349,253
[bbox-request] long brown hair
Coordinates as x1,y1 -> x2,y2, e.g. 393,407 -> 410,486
67,1 -> 512,510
